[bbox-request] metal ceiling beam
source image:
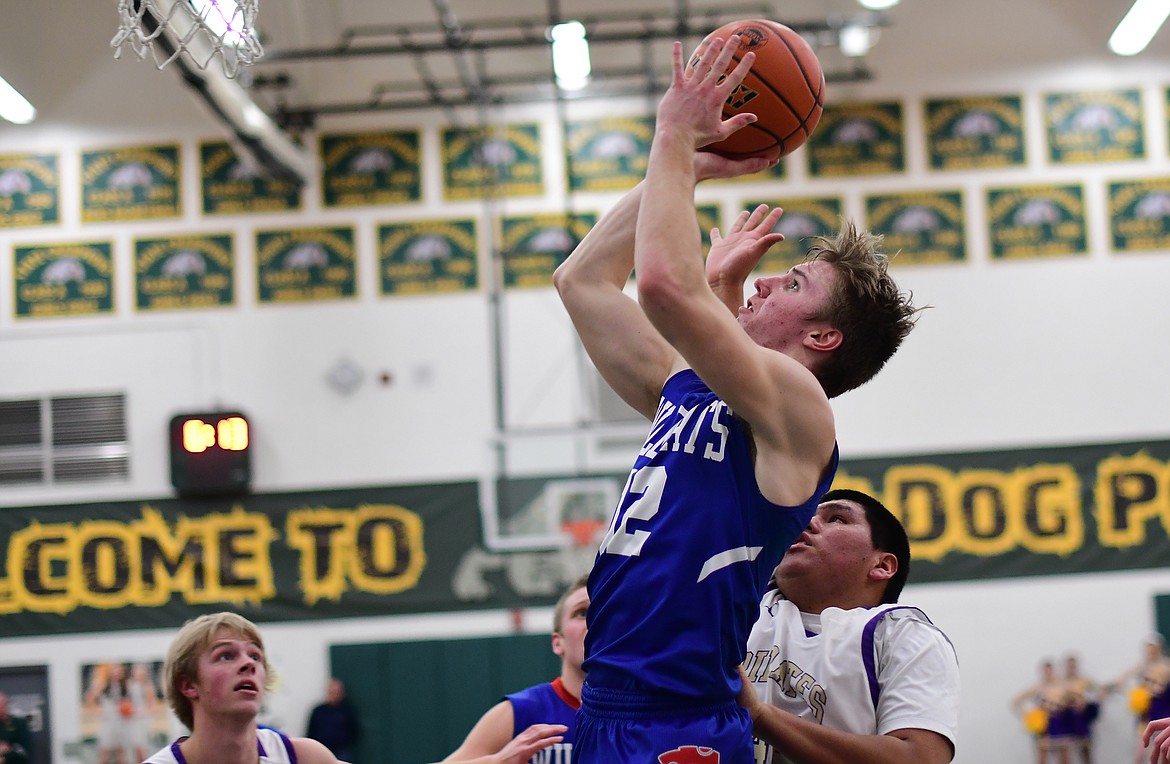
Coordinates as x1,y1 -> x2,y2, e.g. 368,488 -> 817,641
252,6 -> 885,118
256,4 -> 795,63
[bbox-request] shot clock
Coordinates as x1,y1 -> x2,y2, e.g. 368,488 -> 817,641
169,411 -> 252,496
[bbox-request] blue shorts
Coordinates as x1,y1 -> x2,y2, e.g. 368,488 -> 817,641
574,683 -> 754,764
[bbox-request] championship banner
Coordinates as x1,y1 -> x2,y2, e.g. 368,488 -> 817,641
255,226 -> 357,304
441,124 -> 543,201
81,145 -> 181,223
498,212 -> 596,288
0,153 -> 59,227
1108,176 -> 1170,253
2,440 -> 1169,638
985,183 -> 1087,260
864,190 -> 967,265
565,115 -> 652,192
319,130 -> 422,207
134,234 -> 235,311
378,218 -> 479,295
925,95 -> 1026,171
1045,89 -> 1144,164
807,101 -> 905,177
740,195 -> 842,272
200,141 -> 302,215
13,241 -> 114,319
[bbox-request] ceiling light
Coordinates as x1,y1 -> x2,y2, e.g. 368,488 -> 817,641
551,21 -> 591,91
858,0 -> 900,9
839,24 -> 873,57
0,73 -> 36,124
1109,0 -> 1170,55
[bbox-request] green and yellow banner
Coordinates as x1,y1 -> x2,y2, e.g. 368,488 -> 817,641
1,439 -> 1168,637
81,145 -> 181,222
0,153 -> 59,227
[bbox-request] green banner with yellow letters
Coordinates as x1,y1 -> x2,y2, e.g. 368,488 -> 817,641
1,439 -> 1168,637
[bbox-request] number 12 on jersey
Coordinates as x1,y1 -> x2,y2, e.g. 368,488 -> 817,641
597,465 -> 667,557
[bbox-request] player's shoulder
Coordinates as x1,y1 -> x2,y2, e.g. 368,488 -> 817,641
141,741 -> 181,764
869,605 -> 957,656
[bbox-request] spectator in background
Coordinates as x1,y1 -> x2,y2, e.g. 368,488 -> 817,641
1012,658 -> 1070,764
1062,654 -> 1100,764
0,692 -> 31,764
306,678 -> 360,762
85,662 -> 132,764
1106,634 -> 1170,764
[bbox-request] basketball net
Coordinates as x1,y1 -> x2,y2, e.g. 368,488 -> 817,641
111,0 -> 264,79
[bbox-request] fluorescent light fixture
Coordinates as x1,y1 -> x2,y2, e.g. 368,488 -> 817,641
839,24 -> 873,57
0,73 -> 36,124
551,21 -> 591,91
191,0 -> 249,47
858,0 -> 900,9
1109,0 -> 1170,55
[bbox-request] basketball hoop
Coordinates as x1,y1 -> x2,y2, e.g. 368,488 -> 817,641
111,0 -> 264,79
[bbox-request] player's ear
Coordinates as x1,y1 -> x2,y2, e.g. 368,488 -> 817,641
551,631 -> 565,658
179,676 -> 199,699
804,327 -> 842,353
869,551 -> 897,582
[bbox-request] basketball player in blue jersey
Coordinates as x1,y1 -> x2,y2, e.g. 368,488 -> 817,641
553,35 -> 919,764
442,575 -> 588,764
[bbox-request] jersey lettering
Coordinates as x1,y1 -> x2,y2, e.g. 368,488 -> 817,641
531,742 -> 572,764
765,657 -> 826,723
639,401 -> 729,462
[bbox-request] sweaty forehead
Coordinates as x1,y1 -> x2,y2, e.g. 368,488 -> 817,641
816,498 -> 864,517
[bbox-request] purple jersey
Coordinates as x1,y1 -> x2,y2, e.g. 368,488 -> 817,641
583,369 -> 838,702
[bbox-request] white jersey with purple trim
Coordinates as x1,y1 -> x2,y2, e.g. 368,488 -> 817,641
742,590 -> 960,764
141,726 -> 296,763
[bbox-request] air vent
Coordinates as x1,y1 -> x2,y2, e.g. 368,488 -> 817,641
0,393 -> 129,485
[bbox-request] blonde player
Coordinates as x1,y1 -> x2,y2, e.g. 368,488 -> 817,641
143,612 -> 343,764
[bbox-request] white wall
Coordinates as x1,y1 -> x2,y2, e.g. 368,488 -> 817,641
1,36 -> 1169,764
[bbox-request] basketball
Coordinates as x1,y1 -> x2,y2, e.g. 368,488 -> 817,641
688,19 -> 826,160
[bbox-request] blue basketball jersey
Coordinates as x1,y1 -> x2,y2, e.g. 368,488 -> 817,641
507,678 -> 578,764
583,369 -> 838,702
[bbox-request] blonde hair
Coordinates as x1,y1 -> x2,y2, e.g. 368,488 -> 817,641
164,612 -> 274,730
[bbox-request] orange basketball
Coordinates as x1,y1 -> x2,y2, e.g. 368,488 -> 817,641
689,19 -> 826,160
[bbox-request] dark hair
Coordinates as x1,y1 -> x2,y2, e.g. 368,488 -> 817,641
806,220 -> 922,399
820,488 -> 910,604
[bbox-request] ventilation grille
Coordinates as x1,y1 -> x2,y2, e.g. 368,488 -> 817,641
0,393 -> 129,485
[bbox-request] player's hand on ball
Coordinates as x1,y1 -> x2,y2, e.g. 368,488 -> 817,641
657,36 -> 757,151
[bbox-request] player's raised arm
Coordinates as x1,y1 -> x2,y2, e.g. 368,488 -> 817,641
635,37 -> 836,504
706,204 -> 785,315
552,181 -> 678,420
